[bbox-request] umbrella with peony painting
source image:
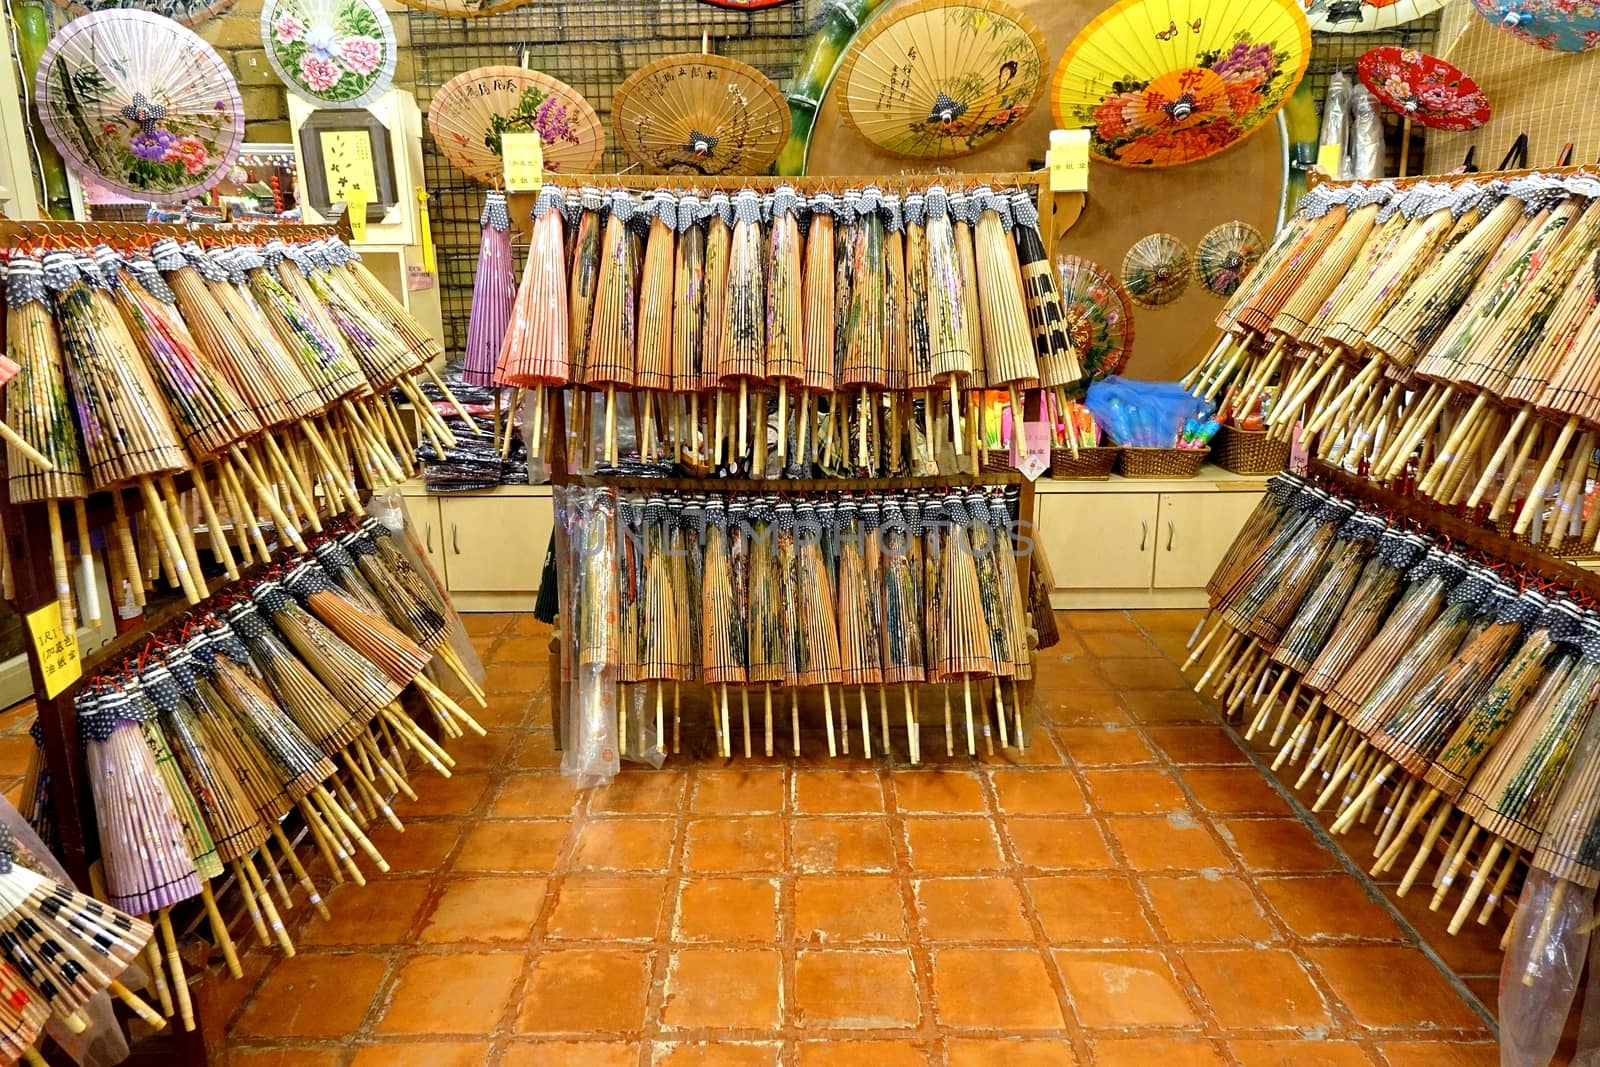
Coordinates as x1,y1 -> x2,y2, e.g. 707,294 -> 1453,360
1356,46 -> 1490,175
1469,0 -> 1600,51
428,67 -> 604,184
259,0 -> 396,108
1049,0 -> 1311,168
34,9 -> 244,203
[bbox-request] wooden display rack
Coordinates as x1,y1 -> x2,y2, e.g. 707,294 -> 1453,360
0,215 -> 358,1067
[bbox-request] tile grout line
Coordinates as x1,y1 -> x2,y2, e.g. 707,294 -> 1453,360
1126,612 -> 1504,1041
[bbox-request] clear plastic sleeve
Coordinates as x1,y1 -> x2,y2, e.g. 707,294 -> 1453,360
555,486 -> 621,785
1501,870 -> 1595,1066
1349,85 -> 1386,181
1320,72 -> 1351,180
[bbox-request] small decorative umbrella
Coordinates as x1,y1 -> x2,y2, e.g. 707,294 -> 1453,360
612,53 -> 790,176
1356,46 -> 1491,175
1055,254 -> 1135,380
1050,0 -> 1312,167
1194,221 -> 1267,299
1470,0 -> 1600,51
1304,0 -> 1445,32
698,0 -> 792,7
34,9 -> 244,204
260,0 -> 395,108
1122,232 -> 1192,308
835,0 -> 1048,159
390,0 -> 529,17
428,67 -> 604,183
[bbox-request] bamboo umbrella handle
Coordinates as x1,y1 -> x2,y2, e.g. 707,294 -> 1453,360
1513,415 -> 1579,535
23,1047 -> 48,1065
188,464 -> 238,582
422,363 -> 484,434
197,881 -> 242,979
1399,117 -> 1412,178
109,980 -> 166,1030
1490,421 -> 1545,522
1524,879 -> 1569,986
226,446 -> 307,552
46,504 -> 76,633
0,417 -> 55,472
822,685 -> 836,758
1449,835 -> 1505,934
1466,406 -> 1532,510
1418,392 -> 1489,497
157,909 -> 194,1032
136,477 -> 201,603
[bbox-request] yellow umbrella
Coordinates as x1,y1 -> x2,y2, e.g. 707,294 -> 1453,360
835,0 -> 1049,160
1050,0 -> 1311,167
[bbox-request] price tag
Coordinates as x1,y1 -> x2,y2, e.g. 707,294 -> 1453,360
1019,419 -> 1051,481
1316,143 -> 1342,178
27,600 -> 80,699
345,188 -> 368,242
1289,420 -> 1310,476
502,131 -> 544,193
1048,129 -> 1090,193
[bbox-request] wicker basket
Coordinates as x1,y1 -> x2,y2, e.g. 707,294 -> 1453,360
979,451 -> 1015,474
1116,447 -> 1208,479
1213,426 -> 1289,475
1050,446 -> 1119,479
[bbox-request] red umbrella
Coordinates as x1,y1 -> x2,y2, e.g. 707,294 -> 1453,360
1356,46 -> 1491,176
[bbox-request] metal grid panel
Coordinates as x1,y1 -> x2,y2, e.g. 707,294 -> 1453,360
408,0 -> 827,357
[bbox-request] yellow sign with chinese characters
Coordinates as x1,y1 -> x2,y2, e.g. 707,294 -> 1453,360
1048,129 -> 1090,193
26,600 -> 80,699
502,131 -> 544,193
346,188 -> 369,242
320,130 -> 378,203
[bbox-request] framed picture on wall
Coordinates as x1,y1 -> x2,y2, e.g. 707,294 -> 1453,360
296,108 -> 399,221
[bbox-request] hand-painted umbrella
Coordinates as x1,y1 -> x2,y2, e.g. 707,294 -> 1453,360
34,10 -> 243,204
1194,221 -> 1267,298
1050,0 -> 1312,167
259,0 -> 397,108
1470,0 -> 1600,51
1304,0 -> 1444,32
52,0 -> 235,27
428,67 -> 604,183
612,53 -> 790,176
1055,254 -> 1135,379
1122,232 -> 1192,307
390,0 -> 529,17
835,0 -> 1048,159
1356,46 -> 1492,132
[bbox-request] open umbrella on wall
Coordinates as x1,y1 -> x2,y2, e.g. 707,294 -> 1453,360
35,10 -> 244,204
1356,46 -> 1491,175
259,0 -> 397,108
1469,0 -> 1600,51
1050,0 -> 1312,167
1304,0 -> 1445,33
834,0 -> 1049,160
428,66 -> 604,183
612,53 -> 790,175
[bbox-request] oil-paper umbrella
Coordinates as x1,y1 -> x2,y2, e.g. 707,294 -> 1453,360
1055,254 -> 1135,380
390,0 -> 529,18
612,53 -> 790,176
260,0 -> 397,108
1304,0 -> 1445,32
1122,232 -> 1192,307
834,0 -> 1048,160
1356,46 -> 1491,175
428,67 -> 604,183
1194,221 -> 1267,298
34,9 -> 243,204
1470,0 -> 1600,51
1050,0 -> 1312,167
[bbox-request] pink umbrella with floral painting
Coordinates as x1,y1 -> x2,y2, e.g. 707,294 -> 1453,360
1357,45 -> 1491,174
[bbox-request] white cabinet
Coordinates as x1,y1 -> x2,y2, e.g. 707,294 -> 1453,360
398,482 -> 552,612
1034,467 -> 1268,608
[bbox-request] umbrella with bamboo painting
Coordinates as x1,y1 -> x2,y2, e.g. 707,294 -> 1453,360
428,67 -> 603,184
834,0 -> 1048,160
1050,0 -> 1311,167
613,53 -> 790,176
35,9 -> 243,203
52,0 -> 236,27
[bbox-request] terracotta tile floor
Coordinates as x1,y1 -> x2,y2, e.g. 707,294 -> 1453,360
19,610 -> 1515,1064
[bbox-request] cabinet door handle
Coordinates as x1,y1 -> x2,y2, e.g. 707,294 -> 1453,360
1167,520 -> 1175,552
1139,520 -> 1148,552
425,522 -> 432,553
451,523 -> 460,555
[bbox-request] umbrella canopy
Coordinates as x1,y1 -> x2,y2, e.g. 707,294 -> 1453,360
1050,0 -> 1311,167
391,0 -> 529,17
1356,46 -> 1492,131
612,53 -> 790,175
260,0 -> 397,107
34,9 -> 243,204
1470,0 -> 1600,50
428,66 -> 604,183
1055,254 -> 1135,379
1194,220 -> 1267,298
52,0 -> 234,27
835,0 -> 1048,159
1122,232 -> 1192,307
1305,0 -> 1445,32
